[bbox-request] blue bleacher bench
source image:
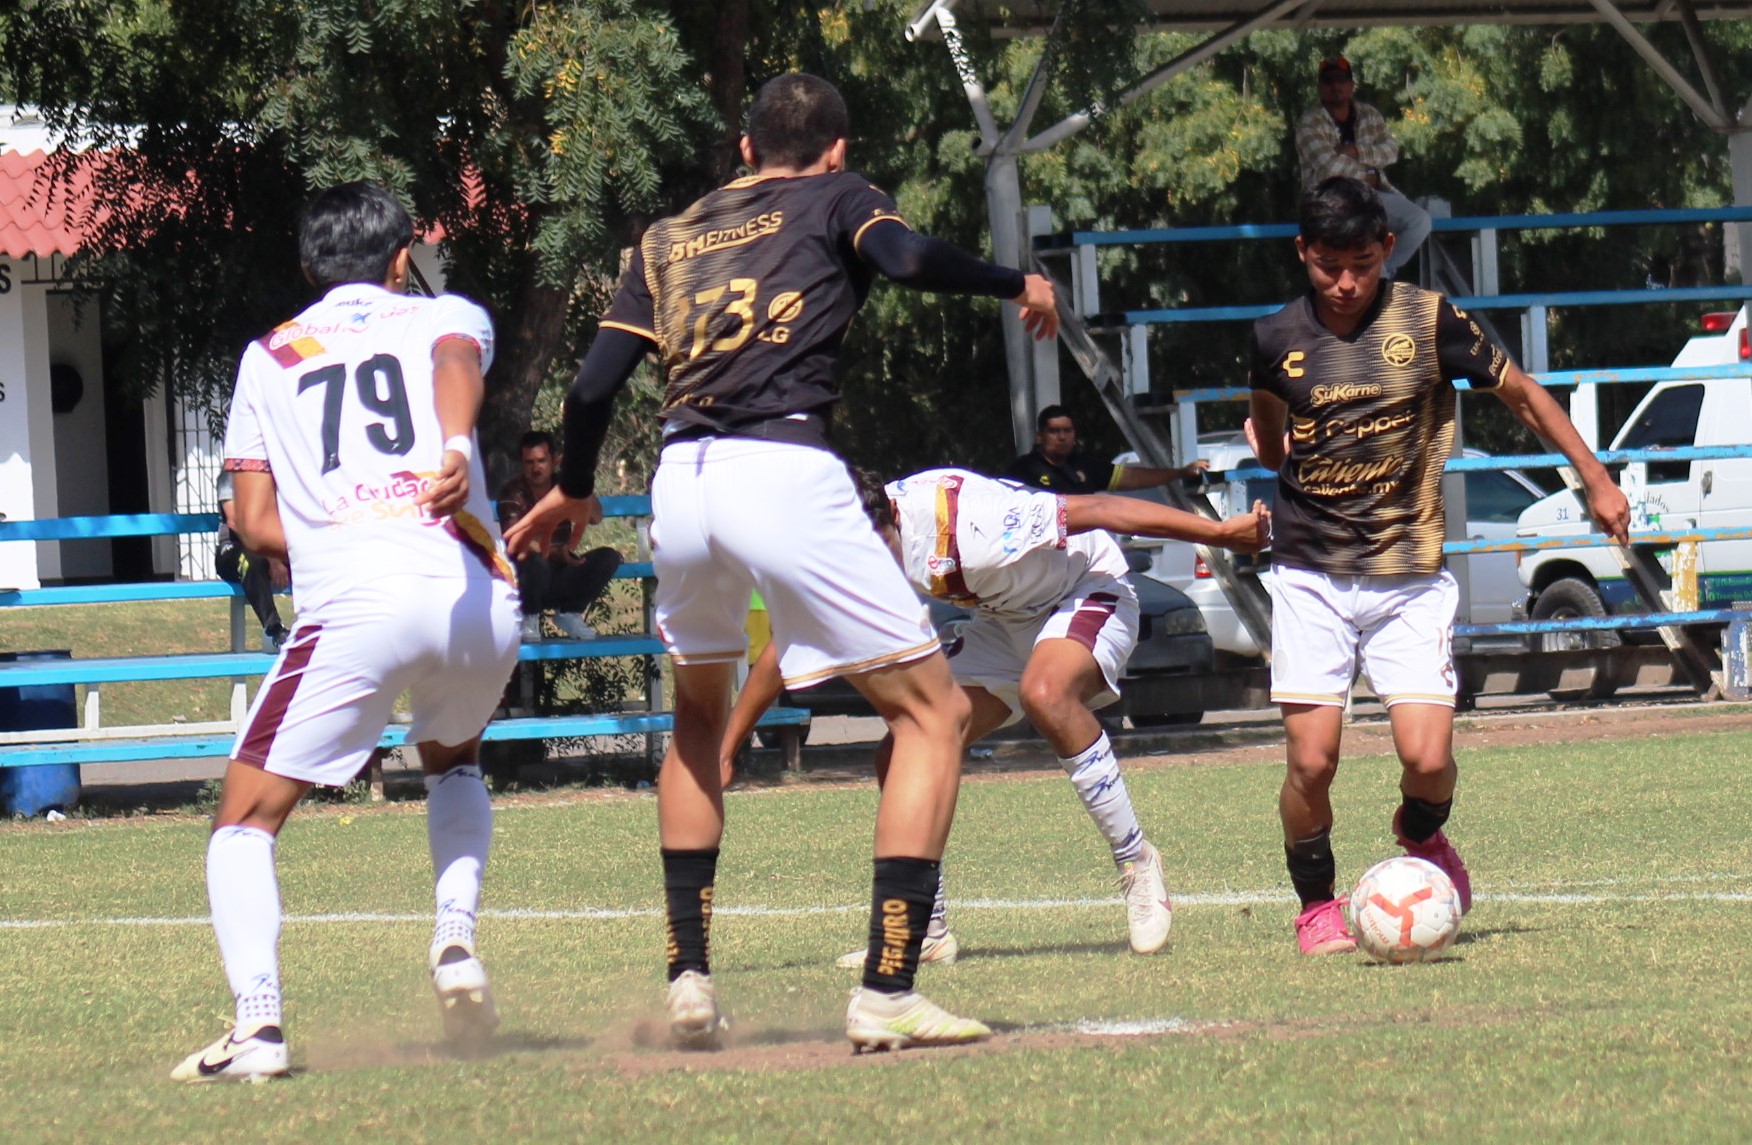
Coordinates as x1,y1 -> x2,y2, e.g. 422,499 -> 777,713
0,497 -> 811,779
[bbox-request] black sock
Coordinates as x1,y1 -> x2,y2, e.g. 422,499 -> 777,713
861,857 -> 939,995
1398,796 -> 1453,844
1286,829 -> 1337,908
662,847 -> 718,982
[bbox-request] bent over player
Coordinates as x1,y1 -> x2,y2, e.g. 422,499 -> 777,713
1246,177 -> 1629,955
504,74 -> 1059,1051
173,183 -> 521,1081
723,469 -> 1267,960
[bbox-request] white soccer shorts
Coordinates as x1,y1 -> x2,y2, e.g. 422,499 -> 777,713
650,437 -> 938,689
1268,563 -> 1458,708
942,574 -> 1139,726
232,573 -> 520,785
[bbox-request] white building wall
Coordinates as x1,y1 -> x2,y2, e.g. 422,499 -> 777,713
0,257 -> 42,589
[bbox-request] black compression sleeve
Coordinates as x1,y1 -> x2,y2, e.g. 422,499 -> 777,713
858,221 -> 1026,299
557,326 -> 654,499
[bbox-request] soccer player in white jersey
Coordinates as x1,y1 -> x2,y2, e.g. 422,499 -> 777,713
172,183 -> 521,1082
721,468 -> 1268,958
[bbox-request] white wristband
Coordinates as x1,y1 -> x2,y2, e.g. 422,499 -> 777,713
442,435 -> 474,462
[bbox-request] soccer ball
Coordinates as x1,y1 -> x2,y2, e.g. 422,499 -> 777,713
1347,856 -> 1462,964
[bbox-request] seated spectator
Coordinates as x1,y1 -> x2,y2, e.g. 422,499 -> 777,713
1005,405 -> 1208,494
1295,54 -> 1431,280
215,470 -> 290,652
497,430 -> 622,641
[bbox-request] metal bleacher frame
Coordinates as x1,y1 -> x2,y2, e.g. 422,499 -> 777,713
0,495 -> 811,782
1031,204 -> 1752,703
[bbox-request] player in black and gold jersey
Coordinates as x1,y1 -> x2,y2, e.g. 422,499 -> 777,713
505,74 -> 1057,1050
1246,177 -> 1628,955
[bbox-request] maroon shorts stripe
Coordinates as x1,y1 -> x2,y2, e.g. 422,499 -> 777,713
1064,592 -> 1119,653
234,625 -> 323,767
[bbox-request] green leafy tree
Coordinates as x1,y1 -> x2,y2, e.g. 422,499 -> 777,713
1,0 -> 715,478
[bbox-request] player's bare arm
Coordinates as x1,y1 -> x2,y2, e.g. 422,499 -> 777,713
228,470 -> 290,563
416,337 -> 487,519
1245,391 -> 1290,470
503,487 -> 602,559
1491,364 -> 1630,543
719,642 -> 785,786
1064,492 -> 1270,553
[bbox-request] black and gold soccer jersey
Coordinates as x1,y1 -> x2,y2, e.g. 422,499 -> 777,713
1248,282 -> 1510,576
600,170 -> 905,433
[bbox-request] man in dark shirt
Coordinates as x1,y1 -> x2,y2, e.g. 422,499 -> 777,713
504,73 -> 1058,1053
1006,405 -> 1207,493
495,430 -> 620,641
1245,177 -> 1628,957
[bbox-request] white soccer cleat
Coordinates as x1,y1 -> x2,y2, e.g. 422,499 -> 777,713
431,943 -> 501,1043
170,1022 -> 290,1083
845,987 -> 992,1052
666,969 -> 726,1050
835,929 -> 960,970
1118,841 -> 1173,955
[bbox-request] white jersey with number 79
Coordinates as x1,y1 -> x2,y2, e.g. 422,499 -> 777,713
221,283 -> 514,611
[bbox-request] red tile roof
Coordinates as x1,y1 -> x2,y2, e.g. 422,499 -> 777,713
0,150 -> 100,259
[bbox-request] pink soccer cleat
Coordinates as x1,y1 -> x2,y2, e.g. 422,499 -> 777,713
1393,810 -> 1473,914
1294,897 -> 1357,956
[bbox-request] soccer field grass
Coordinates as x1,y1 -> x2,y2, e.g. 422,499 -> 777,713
4,728 -> 1752,1143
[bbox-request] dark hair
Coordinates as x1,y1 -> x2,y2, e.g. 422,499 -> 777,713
1298,177 -> 1390,249
745,74 -> 850,170
298,181 -> 415,290
849,467 -> 892,532
518,430 -> 557,456
1036,404 -> 1074,433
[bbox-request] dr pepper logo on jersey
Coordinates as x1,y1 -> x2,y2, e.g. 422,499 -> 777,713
1381,333 -> 1417,368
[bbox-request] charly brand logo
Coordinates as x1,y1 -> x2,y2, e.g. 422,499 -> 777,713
1283,350 -> 1306,379
1382,334 -> 1416,367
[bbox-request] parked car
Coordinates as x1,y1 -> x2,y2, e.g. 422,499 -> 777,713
1124,436 -> 1549,660
762,572 -> 1216,739
1514,304 -> 1752,693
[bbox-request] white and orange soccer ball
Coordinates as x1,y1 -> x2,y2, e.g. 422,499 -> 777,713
1347,856 -> 1463,964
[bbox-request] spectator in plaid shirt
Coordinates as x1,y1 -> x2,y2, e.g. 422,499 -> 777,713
1295,55 -> 1431,279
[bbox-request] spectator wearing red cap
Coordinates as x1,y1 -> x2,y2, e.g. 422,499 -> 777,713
1295,55 -> 1431,279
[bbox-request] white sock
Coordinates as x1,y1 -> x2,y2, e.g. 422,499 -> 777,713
1060,732 -> 1145,865
928,866 -> 950,939
426,765 -> 491,954
207,825 -> 283,1029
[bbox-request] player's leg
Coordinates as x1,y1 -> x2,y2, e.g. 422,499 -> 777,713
410,735 -> 502,1041
170,761 -> 309,1082
1024,587 -> 1171,953
645,443 -> 763,1048
704,442 -> 986,1047
399,574 -> 521,1040
843,653 -> 993,1048
835,685 -> 1008,970
1362,572 -> 1471,910
1268,566 -> 1362,955
655,660 -> 737,1046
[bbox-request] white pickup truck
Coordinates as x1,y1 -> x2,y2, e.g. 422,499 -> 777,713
1513,304 -> 1752,687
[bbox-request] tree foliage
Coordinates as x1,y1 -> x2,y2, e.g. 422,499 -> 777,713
6,3 -> 1752,480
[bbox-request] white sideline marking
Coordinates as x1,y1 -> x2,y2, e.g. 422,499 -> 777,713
1054,1017 -> 1226,1037
5,884 -> 1752,930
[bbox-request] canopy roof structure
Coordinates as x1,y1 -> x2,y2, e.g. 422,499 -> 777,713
917,0 -> 1752,38
912,0 -> 1752,455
